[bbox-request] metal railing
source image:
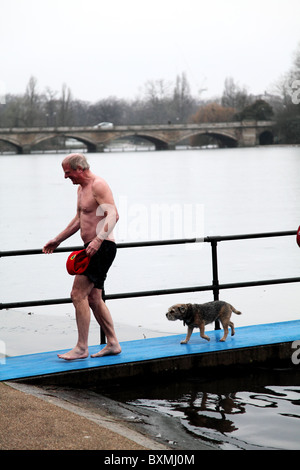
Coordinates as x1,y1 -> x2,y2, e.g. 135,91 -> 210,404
1,230 -> 299,343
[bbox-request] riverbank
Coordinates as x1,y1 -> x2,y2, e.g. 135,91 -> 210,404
0,381 -> 166,450
1,380 -> 216,451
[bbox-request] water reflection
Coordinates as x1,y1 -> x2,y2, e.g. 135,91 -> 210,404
176,391 -> 245,434
102,367 -> 300,450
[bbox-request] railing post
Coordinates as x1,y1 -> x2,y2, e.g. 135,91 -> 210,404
100,328 -> 106,345
100,289 -> 107,345
210,239 -> 221,330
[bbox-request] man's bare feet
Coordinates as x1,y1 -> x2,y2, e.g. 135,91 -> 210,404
57,345 -> 89,361
90,343 -> 121,358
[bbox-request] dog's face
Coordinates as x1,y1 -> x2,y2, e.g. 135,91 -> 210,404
166,304 -> 188,321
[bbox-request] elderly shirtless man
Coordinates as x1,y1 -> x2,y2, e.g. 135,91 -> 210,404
43,153 -> 121,360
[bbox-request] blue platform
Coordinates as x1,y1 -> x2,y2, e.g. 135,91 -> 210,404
1,320 -> 299,382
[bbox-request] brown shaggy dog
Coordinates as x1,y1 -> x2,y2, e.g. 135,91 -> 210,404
166,300 -> 242,343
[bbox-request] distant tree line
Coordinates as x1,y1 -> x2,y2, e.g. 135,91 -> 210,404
0,73 -> 197,129
0,43 -> 299,146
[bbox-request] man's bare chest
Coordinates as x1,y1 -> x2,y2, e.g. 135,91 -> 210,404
78,188 -> 98,214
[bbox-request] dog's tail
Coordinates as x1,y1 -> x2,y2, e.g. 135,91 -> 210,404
230,304 -> 242,315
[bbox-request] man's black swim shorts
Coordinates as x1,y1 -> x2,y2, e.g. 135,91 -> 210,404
83,240 -> 117,290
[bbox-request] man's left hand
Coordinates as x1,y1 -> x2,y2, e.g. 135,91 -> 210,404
85,238 -> 102,257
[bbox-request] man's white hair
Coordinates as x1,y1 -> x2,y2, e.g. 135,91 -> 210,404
65,153 -> 90,170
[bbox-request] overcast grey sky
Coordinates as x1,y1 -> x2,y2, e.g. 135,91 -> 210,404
1,0 -> 299,102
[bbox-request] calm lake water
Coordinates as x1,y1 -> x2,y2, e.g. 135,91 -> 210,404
1,145 -> 300,450
102,364 -> 300,450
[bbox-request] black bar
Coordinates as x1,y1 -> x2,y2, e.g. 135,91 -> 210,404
0,298 -> 72,309
210,240 -> 221,330
210,240 -> 219,301
0,246 -> 83,258
217,277 -> 300,290
106,284 -> 214,300
0,230 -> 296,258
2,276 -> 300,310
101,289 -> 107,345
0,239 -> 199,258
116,238 -> 199,248
206,230 -> 297,242
0,285 -> 214,310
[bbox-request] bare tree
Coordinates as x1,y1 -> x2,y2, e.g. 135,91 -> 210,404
89,96 -> 127,125
43,87 -> 58,126
172,72 -> 194,123
58,83 -> 73,126
221,77 -> 250,111
24,76 -> 40,126
142,79 -> 172,123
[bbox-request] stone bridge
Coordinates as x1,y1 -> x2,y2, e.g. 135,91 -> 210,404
0,121 -> 275,153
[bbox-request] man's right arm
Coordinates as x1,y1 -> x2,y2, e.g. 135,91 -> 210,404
43,214 -> 80,254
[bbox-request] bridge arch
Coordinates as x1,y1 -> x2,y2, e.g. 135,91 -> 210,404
182,130 -> 238,148
109,132 -> 169,151
0,136 -> 23,153
31,133 -> 97,152
133,133 -> 169,150
259,130 -> 274,145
